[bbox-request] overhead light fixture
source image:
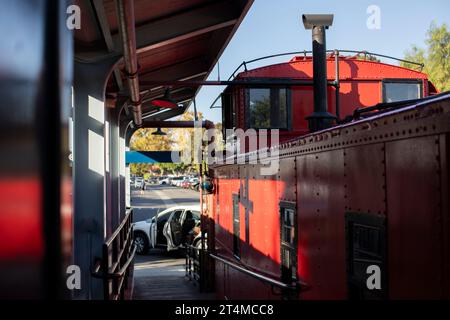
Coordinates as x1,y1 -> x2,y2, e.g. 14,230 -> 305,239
152,128 -> 167,136
150,88 -> 178,109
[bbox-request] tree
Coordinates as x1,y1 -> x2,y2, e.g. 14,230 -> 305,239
402,22 -> 450,92
355,52 -> 381,62
129,110 -> 208,176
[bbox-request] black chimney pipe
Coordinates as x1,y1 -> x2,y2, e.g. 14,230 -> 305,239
302,14 -> 336,132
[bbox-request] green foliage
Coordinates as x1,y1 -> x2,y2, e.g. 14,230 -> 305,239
402,22 -> 450,92
355,52 -> 381,62
130,163 -> 150,176
250,97 -> 270,128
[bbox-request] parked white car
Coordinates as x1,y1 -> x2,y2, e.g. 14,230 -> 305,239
158,177 -> 171,185
133,205 -> 202,254
134,177 -> 143,188
170,177 -> 184,186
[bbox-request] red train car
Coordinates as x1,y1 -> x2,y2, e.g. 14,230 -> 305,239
221,51 -> 438,150
204,15 -> 450,300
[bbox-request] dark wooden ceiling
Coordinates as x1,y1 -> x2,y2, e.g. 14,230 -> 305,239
74,0 -> 253,122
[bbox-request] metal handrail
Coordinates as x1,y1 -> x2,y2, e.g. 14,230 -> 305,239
209,253 -> 308,291
92,244 -> 136,279
211,49 -> 424,110
105,209 -> 132,247
91,209 -> 134,300
228,49 -> 424,80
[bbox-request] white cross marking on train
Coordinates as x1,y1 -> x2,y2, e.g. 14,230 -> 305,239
240,177 -> 254,244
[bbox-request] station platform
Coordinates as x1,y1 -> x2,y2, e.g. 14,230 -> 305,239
133,249 -> 214,300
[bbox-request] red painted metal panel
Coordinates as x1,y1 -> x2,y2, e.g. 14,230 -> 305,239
386,136 -> 443,298
439,134 -> 450,298
297,150 -> 346,299
244,165 -> 280,278
224,263 -> 272,299
344,144 -> 386,215
277,158 -> 297,202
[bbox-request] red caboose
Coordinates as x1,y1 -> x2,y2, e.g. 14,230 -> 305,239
221,52 -> 438,151
204,14 -> 449,300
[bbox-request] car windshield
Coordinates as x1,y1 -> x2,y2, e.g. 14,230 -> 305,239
157,210 -> 172,220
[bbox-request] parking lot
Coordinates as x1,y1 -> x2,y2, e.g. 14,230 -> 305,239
131,184 -> 211,300
131,184 -> 200,223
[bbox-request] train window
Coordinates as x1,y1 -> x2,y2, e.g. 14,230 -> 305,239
246,88 -> 290,129
345,212 -> 387,300
222,90 -> 236,136
232,194 -> 241,259
279,201 -> 297,284
382,80 -> 422,103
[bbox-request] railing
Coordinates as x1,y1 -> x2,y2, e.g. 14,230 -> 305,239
210,49 -> 424,111
209,253 -> 309,297
186,245 -> 201,284
227,49 -> 424,81
185,243 -> 214,292
92,209 -> 136,300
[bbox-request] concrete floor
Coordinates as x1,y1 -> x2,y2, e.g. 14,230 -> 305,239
131,184 -> 213,300
133,249 -> 214,300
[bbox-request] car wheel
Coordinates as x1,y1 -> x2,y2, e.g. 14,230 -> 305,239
134,232 -> 149,255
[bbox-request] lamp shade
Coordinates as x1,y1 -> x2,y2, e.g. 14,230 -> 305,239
150,88 -> 178,109
152,128 -> 167,136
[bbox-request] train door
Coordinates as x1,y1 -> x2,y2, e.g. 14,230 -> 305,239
345,212 -> 387,299
279,201 -> 298,284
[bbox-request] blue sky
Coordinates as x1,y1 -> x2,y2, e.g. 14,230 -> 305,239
191,0 -> 449,123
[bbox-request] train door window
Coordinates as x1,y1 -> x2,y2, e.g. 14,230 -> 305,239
222,90 -> 236,136
232,194 -> 240,259
345,212 -> 387,300
382,79 -> 422,103
279,201 -> 297,284
246,87 -> 290,129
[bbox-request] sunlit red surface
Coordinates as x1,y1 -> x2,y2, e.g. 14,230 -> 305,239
151,99 -> 178,109
0,178 -> 43,260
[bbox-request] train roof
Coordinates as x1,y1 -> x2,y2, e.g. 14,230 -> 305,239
234,53 -> 429,82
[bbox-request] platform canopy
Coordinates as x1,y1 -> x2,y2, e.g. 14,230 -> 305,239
74,0 -> 253,123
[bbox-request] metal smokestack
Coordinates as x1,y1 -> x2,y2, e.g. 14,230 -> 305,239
303,14 -> 336,132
